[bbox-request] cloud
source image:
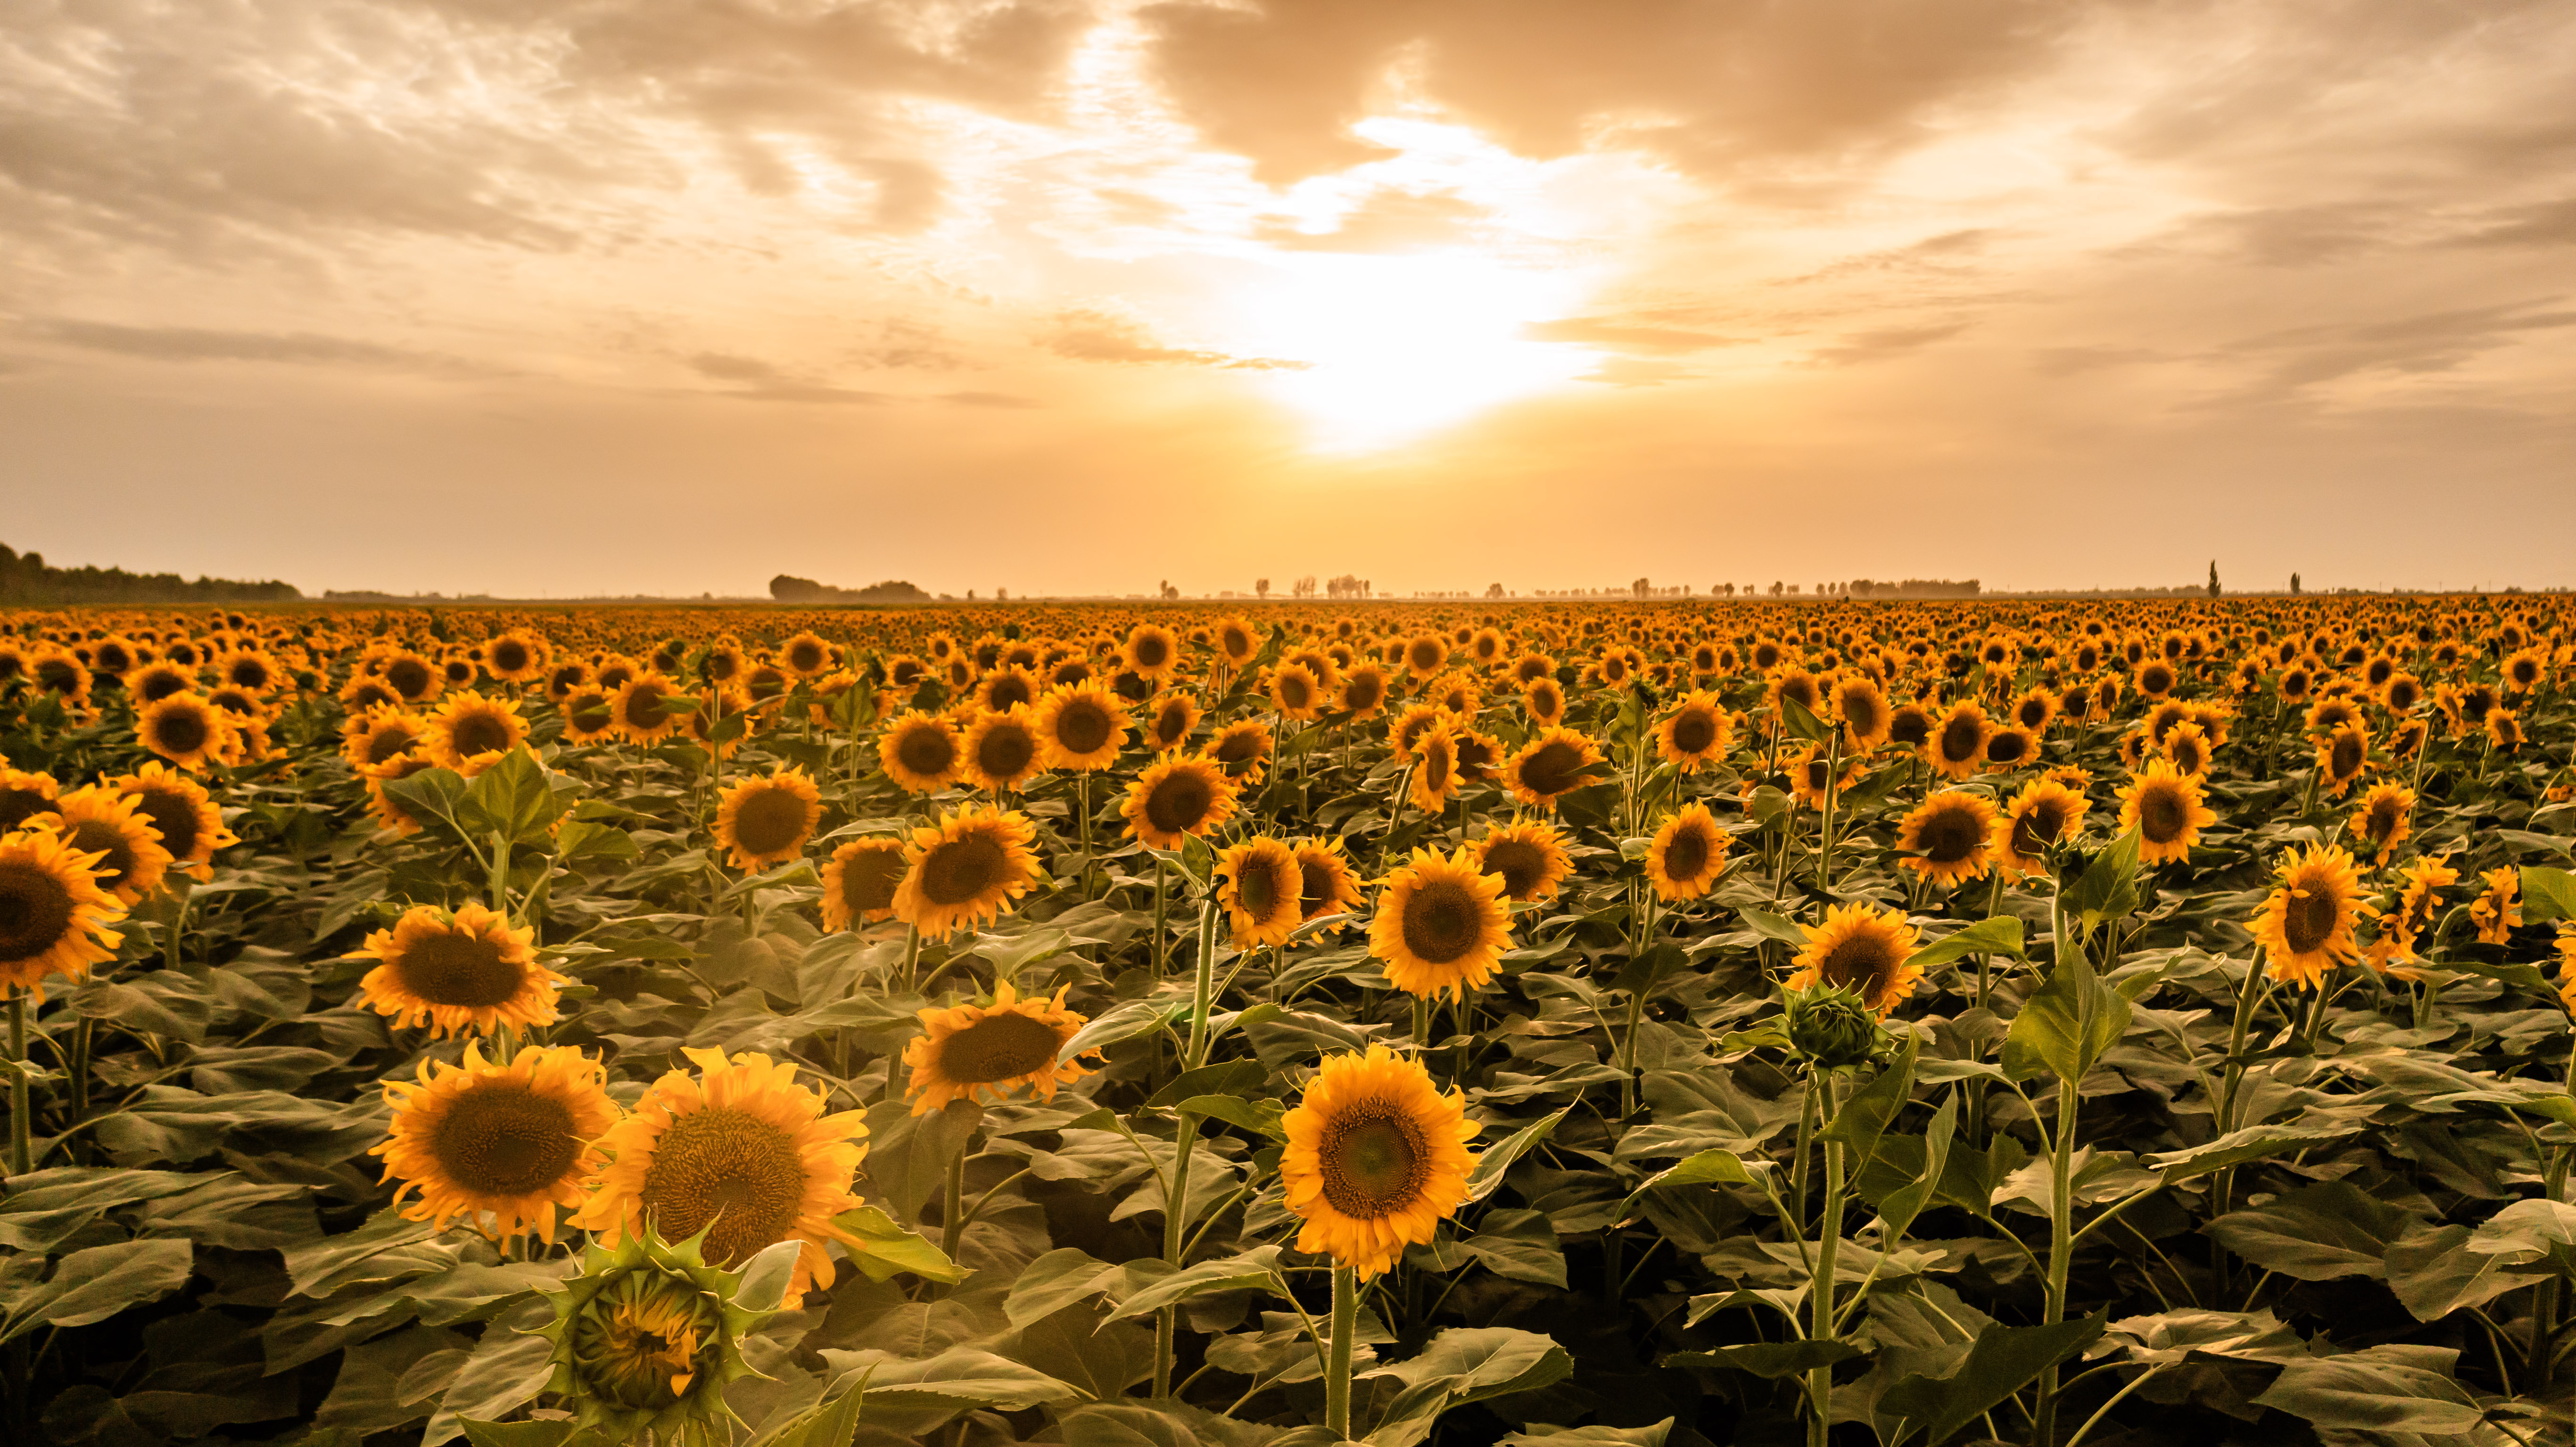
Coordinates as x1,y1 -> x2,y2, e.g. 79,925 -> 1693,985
940,391 -> 1043,408
1042,310 -> 1310,369
1812,321 -> 1970,366
685,352 -> 888,404
1521,314 -> 1748,354
2225,300 -> 2576,394
2451,197 -> 2576,249
26,319 -> 481,373
1254,188 -> 1484,252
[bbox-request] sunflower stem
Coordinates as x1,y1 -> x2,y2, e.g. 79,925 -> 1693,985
1324,1264 -> 1359,1438
1806,1070 -> 1849,1447
5,990 -> 29,1176
1185,898 -> 1221,1069
940,1140 -> 967,1261
162,883 -> 189,972
2033,1070 -> 2080,1445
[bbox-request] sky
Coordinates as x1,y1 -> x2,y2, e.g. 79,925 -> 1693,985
2,0 -> 2572,600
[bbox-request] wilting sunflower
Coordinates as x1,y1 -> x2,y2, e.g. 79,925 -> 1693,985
1279,1044 -> 1478,1280
1033,682 -> 1129,772
905,982 -> 1095,1113
373,1042 -> 617,1243
2117,759 -> 2217,865
714,768 -> 822,871
1338,663 -> 1390,720
1786,904 -> 1923,1017
0,768 -> 60,833
1370,847 -> 1513,1002
1644,803 -> 1729,902
105,763 -> 235,882
1202,719 -> 1274,786
1143,691 -> 1203,752
1293,838 -> 1366,937
819,838 -> 906,930
2313,722 -> 2371,799
1476,819 -> 1574,904
1503,727 -> 1604,811
1996,777 -> 2087,878
872,708 -> 961,794
131,691 -> 232,773
2470,866 -> 2521,946
2370,855 -> 2458,972
0,826 -> 126,997
572,1047 -> 867,1307
1409,724 -> 1461,813
353,903 -> 567,1038
2250,843 -> 2370,988
35,787 -> 172,905
1897,791 -> 1999,887
1656,691 -> 1732,773
1216,836 -> 1305,947
1121,751 -> 1239,850
610,674 -> 685,745
893,805 -> 1044,941
2348,783 -> 2415,865
1925,701 -> 1994,781
423,691 -> 528,778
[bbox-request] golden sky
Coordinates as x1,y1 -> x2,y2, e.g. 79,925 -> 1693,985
4,0 -> 2572,597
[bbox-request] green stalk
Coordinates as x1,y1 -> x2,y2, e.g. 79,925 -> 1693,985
1816,730 -> 1844,891
1807,1071 -> 1849,1447
1325,1264 -> 1359,1437
940,1140 -> 968,1260
6,989 -> 28,1176
2034,1070 -> 2080,1443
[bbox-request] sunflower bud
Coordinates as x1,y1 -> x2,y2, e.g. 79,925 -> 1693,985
1784,983 -> 1884,1071
538,1225 -> 790,1445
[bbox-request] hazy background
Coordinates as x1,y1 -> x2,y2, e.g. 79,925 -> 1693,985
3,0 -> 2571,599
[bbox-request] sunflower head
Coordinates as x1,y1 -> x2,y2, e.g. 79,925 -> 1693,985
1145,691 -> 1203,751
905,981 -> 1096,1113
1998,777 -> 2087,878
1785,904 -> 1922,1017
1503,727 -> 1603,811
819,838 -> 907,931
1656,691 -> 1731,772
34,787 -> 173,905
1926,702 -> 1993,780
1203,719 -> 1274,785
1474,819 -> 1573,904
715,767 -> 822,871
135,692 -> 235,771
2348,783 -> 2415,865
1897,791 -> 1998,888
1121,751 -> 1239,850
353,902 -> 566,1038
1033,682 -> 1129,771
0,769 -> 61,833
1216,836 -> 1304,948
894,805 -> 1045,941
1292,838 -> 1367,937
540,1223 -> 777,1444
2117,759 -> 2216,865
2470,866 -> 2521,946
0,826 -> 127,999
1280,1045 -> 1478,1279
1644,803 -> 1728,902
373,1042 -> 618,1242
2251,843 -> 2370,989
107,763 -> 236,881
1369,847 -> 1513,1002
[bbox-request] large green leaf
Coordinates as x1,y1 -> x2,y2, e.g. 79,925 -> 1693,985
1821,1036 -> 1919,1180
2204,1180 -> 2417,1281
0,1237 -> 193,1341
2001,946 -> 2129,1084
1365,1327 -> 1574,1447
1463,1107 -> 1571,1204
826,1205 -> 966,1284
1102,1247 -> 1282,1321
2521,865 -> 2576,923
1877,1313 -> 2106,1446
2250,1347 -> 2483,1433
1907,917 -> 2027,972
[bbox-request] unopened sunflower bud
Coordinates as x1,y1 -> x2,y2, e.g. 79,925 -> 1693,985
1785,983 -> 1883,1070
537,1226 -> 776,1446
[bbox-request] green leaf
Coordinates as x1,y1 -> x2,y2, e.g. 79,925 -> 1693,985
0,1237 -> 192,1341
1907,917 -> 2026,972
1057,998 -> 1191,1065
824,1204 -> 966,1284
1147,1059 -> 1266,1109
1463,1107 -> 1571,1204
1877,1090 -> 1957,1242
1006,1249 -> 1122,1328
2062,828 -> 2142,939
1778,695 -> 1831,745
1101,1248 -> 1282,1322
2000,945 -> 2129,1084
2204,1180 -> 2417,1281
2522,865 -> 2576,923
1664,1340 -> 1862,1379
1610,941 -> 1688,998
746,1376 -> 868,1447
2386,1224 -> 2551,1322
1499,1422 -> 1673,1447
1435,1209 -> 1567,1288
1740,908 -> 1809,945
461,1424 -> 595,1447
1176,1095 -> 1287,1141
2250,1347 -> 2484,1433
1614,1146 -> 1759,1224
1365,1326 -> 1574,1447
1877,1313 -> 2106,1446
2144,1123 -> 2360,1181
459,747 -> 567,845
814,1346 -> 1082,1413
1821,1035 -> 1919,1180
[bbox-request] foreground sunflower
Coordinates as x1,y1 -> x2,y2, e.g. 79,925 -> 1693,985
1643,803 -> 1729,902
134,691 -> 235,772
373,1042 -> 618,1243
1216,836 -> 1305,947
1120,751 -> 1239,850
424,691 -> 528,777
1033,682 -> 1129,771
1925,701 -> 1994,781
1786,904 -> 1923,1016
714,767 -> 822,871
1202,718 -> 1275,786
878,709 -> 963,793
353,903 -> 568,1038
1370,847 -> 1513,1002
1996,776 -> 2087,878
2117,759 -> 2216,865
35,787 -> 173,905
1475,819 -> 1574,903
1897,791 -> 1999,887
1293,838 -> 1367,937
893,805 -> 1044,941
0,827 -> 127,997
1280,1045 -> 1478,1280
1503,727 -> 1603,811
2250,843 -> 2370,988
572,1048 -> 867,1307
2348,782 -> 2415,864
1655,691 -> 1731,772
905,981 -> 1095,1113
819,838 -> 906,930
106,763 -> 237,881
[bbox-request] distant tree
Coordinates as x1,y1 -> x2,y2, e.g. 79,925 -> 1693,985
1255,578 -> 1271,599
2207,560 -> 2221,598
2290,572 -> 2302,594
1769,581 -> 1783,597
1486,582 -> 1504,599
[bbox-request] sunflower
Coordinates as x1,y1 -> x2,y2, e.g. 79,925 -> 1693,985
1370,847 -> 1512,1002
423,691 -> 528,778
1996,777 -> 2087,878
2370,855 -> 2457,971
1122,624 -> 1181,682
610,674 -> 686,745
1215,617 -> 1263,668
819,838 -> 906,930
2470,866 -> 2521,946
373,1042 -> 616,1243
363,755 -> 440,835
483,631 -> 548,684
1121,751 -> 1239,850
893,805 -> 1044,941
572,1048 -> 867,1307
378,650 -> 444,704
1216,836 -> 1305,947
2313,722 -> 2371,799
2009,686 -> 2059,735
1786,904 -> 1923,1017
215,648 -> 284,696
0,826 -> 126,997
2348,783 -> 2414,865
777,631 -> 834,679
340,705 -> 427,770
2489,709 -> 2524,752
1656,691 -> 1732,773
124,661 -> 195,707
0,768 -> 61,833
105,763 -> 235,882
1833,677 -> 1892,752
2117,759 -> 2216,865
863,708 -> 958,794
1268,662 -> 1324,722
127,691 -> 232,773
1033,682 -> 1129,772
905,982 -> 1095,1113
1925,701 -> 1994,781
1887,702 -> 1934,752
1897,791 -> 1998,888
1787,745 -> 1866,810
1280,1045 -> 1477,1280
1202,719 -> 1274,786
1144,692 -> 1203,753
1982,725 -> 2038,773
1503,727 -> 1603,811
1521,676 -> 1567,728
1475,819 -> 1574,904
2161,722 -> 2213,779
1409,724 -> 1461,814
34,787 -> 173,905
2250,844 -> 2370,989
559,688 -> 617,745
1292,838 -> 1366,936
353,903 -> 567,1038
954,706 -> 1042,795
1338,663 -> 1390,720
1644,803 -> 1729,902
714,768 -> 822,871
973,664 -> 1041,716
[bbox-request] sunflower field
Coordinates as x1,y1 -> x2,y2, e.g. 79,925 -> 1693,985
3,599 -> 2575,1447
